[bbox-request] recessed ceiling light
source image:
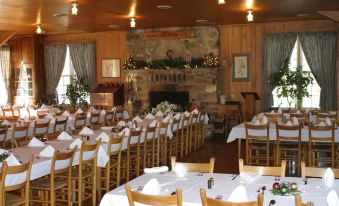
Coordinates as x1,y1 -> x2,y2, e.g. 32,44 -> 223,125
130,18 -> 136,28
71,1 -> 78,15
108,24 -> 120,29
218,0 -> 226,4
195,19 -> 208,24
297,13 -> 311,17
156,5 -> 172,9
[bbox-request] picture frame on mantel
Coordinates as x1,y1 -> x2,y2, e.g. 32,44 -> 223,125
102,58 -> 120,78
232,54 -> 250,81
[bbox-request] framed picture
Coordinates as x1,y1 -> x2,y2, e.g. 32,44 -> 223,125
232,54 -> 250,81
102,59 -> 120,78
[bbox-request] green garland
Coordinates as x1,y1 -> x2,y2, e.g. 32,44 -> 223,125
124,54 -> 219,70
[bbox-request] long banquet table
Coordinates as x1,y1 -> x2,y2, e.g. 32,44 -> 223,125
100,171 -> 337,206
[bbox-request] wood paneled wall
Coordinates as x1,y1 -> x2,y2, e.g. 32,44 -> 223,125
219,20 -> 339,116
43,31 -> 127,85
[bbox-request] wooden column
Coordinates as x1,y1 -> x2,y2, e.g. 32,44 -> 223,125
241,92 -> 260,121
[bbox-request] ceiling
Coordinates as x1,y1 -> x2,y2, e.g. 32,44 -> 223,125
0,0 -> 338,35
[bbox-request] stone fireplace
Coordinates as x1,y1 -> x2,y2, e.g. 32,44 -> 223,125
149,91 -> 189,109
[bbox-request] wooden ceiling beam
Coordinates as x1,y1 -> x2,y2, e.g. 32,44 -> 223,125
0,30 -> 15,46
318,10 -> 339,22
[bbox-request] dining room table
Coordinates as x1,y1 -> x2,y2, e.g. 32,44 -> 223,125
99,171 -> 338,206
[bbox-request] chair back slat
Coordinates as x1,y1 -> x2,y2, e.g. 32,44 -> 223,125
239,159 -> 286,177
171,156 -> 215,173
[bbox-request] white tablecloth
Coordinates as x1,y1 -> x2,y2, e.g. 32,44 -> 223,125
100,172 -> 339,206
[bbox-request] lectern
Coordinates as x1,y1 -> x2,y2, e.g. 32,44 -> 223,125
241,92 -> 260,121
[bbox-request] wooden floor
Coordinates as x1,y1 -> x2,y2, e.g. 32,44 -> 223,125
182,137 -> 240,174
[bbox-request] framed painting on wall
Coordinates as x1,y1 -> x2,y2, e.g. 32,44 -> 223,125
232,54 -> 250,81
102,59 -> 120,78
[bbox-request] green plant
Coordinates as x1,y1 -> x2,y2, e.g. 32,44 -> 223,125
269,59 -> 313,108
65,77 -> 90,108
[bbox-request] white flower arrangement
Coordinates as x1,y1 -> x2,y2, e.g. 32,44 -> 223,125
154,101 -> 181,114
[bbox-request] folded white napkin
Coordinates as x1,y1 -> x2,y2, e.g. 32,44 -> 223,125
262,116 -> 268,124
44,113 -> 54,120
155,111 -> 164,117
278,108 -> 282,114
144,166 -> 169,174
326,117 -> 332,126
271,110 -> 275,114
0,148 -> 7,155
4,154 -> 21,166
141,178 -> 162,195
69,138 -> 83,149
117,121 -> 126,127
57,131 -> 73,141
28,137 -> 45,147
254,120 -> 260,125
318,121 -> 326,126
96,132 -> 110,143
296,110 -> 301,114
286,121 -> 293,126
174,163 -> 187,178
132,116 -> 143,123
39,145 -> 55,158
149,120 -> 158,127
101,110 -> 106,115
118,128 -> 130,136
75,109 -> 83,114
323,168 -> 335,188
1,119 -> 10,125
174,113 -> 181,120
145,113 -> 155,119
191,109 -> 199,114
327,190 -> 339,206
79,127 -> 94,135
227,185 -> 248,202
183,111 -> 190,117
239,172 -> 261,184
292,117 -> 299,125
162,115 -> 171,123
41,104 -> 52,109
62,111 -> 71,117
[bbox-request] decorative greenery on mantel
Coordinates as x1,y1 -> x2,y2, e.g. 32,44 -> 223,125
123,53 -> 219,70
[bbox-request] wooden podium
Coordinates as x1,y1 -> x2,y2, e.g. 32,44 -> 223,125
241,92 -> 260,121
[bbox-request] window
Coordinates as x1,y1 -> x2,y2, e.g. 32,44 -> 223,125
272,37 -> 321,108
56,46 -> 77,103
0,71 -> 6,106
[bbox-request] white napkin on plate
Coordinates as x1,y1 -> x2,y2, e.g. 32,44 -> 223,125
118,128 -> 130,136
4,154 -> 21,166
183,111 -> 190,117
75,109 -> 83,114
227,185 -> 248,202
141,178 -> 162,195
117,121 -> 126,127
262,116 -> 268,124
327,190 -> 339,206
296,110 -> 301,114
1,119 -> 10,125
44,113 -> 54,119
62,111 -> 71,117
57,131 -> 73,141
286,121 -> 293,126
292,117 -> 299,125
326,117 -> 332,126
79,127 -> 94,135
101,110 -> 106,115
323,168 -> 335,188
278,108 -> 282,114
96,132 -> 110,143
145,113 -> 155,119
174,113 -> 181,120
155,111 -> 164,117
39,145 -> 55,158
28,137 -> 45,147
162,115 -> 171,123
149,120 -> 158,127
254,120 -> 260,125
132,116 -> 143,123
318,121 -> 326,126
174,163 -> 187,178
271,110 -> 275,114
69,138 -> 83,149
239,172 -> 261,184
144,166 -> 169,174
191,109 -> 199,114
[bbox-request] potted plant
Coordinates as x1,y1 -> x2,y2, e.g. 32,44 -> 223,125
65,77 -> 90,110
269,59 -> 313,109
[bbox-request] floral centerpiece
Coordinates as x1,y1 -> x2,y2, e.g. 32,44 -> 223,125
154,101 -> 181,114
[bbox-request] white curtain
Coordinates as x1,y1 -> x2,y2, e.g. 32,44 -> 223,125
0,45 -> 11,105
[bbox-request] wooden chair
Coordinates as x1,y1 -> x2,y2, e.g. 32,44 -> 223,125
99,135 -> 123,197
190,113 -> 200,153
125,183 -> 182,206
156,121 -> 169,166
89,111 -> 101,130
290,113 -> 308,125
198,113 -> 207,147
275,123 -> 301,175
300,161 -> 339,179
72,114 -> 87,135
295,194 -> 311,206
114,108 -> 124,121
308,125 -> 335,167
244,122 -> 270,166
0,128 -> 8,148
30,148 -> 76,206
143,124 -> 158,169
121,128 -> 143,182
0,156 -> 33,206
64,140 -> 100,206
104,110 -> 114,126
171,156 -> 215,173
239,159 -> 286,177
264,113 -> 283,123
177,115 -> 191,159
11,124 -> 30,148
169,118 -> 180,161
317,113 -> 337,123
32,119 -> 50,141
200,188 -> 263,206
1,107 -> 19,121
